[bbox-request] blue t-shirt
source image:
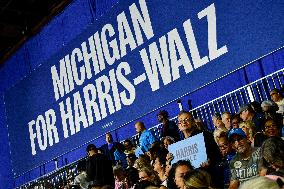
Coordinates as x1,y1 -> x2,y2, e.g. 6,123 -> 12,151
139,130 -> 158,153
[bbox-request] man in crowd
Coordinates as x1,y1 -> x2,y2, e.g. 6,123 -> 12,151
270,88 -> 284,115
99,132 -> 125,165
237,104 -> 265,132
157,110 -> 180,141
211,112 -> 228,143
212,112 -> 222,128
85,144 -> 114,188
135,121 -> 158,154
228,128 -> 261,189
222,111 -> 232,130
177,110 -> 222,188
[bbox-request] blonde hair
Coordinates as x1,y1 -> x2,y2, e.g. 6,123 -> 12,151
213,128 -> 227,143
139,166 -> 161,186
239,121 -> 255,139
134,156 -> 151,170
184,169 -> 214,189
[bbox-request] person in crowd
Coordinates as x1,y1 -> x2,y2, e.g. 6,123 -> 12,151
261,137 -> 284,177
100,133 -> 125,165
212,112 -> 222,128
114,144 -> 128,168
239,176 -> 283,189
85,144 -> 115,188
239,121 -> 256,146
123,139 -> 136,155
157,110 -> 180,141
135,121 -> 158,154
216,132 -> 236,188
161,136 -> 175,149
113,165 -> 127,189
167,160 -> 194,189
125,167 -> 139,189
153,149 -> 169,187
214,128 -> 227,144
177,110 -> 222,188
74,159 -> 90,189
237,104 -> 265,132
230,114 -> 242,129
212,113 -> 228,143
270,88 -> 284,115
183,169 -> 213,189
134,180 -> 157,189
222,111 -> 232,130
254,119 -> 282,147
194,118 -> 206,132
147,142 -> 163,166
134,155 -> 152,171
126,154 -> 137,169
249,101 -> 263,114
228,128 -> 261,189
261,100 -> 283,126
138,166 -> 162,187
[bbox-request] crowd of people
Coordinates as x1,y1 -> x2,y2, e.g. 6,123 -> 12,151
50,89 -> 284,189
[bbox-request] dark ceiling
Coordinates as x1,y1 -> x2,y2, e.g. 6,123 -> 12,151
0,0 -> 71,64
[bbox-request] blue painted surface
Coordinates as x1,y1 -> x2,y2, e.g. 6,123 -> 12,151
0,0 -> 283,188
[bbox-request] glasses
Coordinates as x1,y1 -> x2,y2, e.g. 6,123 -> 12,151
176,118 -> 193,124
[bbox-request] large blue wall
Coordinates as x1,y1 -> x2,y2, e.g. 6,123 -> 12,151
1,0 -> 284,188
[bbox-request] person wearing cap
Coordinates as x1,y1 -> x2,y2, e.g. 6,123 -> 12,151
237,104 -> 265,133
85,144 -> 115,188
228,128 -> 261,189
270,88 -> 284,115
157,110 -> 180,141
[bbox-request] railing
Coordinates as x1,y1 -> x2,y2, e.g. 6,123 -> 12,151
17,67 -> 284,188
191,68 -> 284,130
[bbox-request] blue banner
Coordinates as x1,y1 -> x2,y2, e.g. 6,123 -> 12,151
4,0 -> 284,176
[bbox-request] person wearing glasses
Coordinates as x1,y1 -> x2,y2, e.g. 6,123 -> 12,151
177,110 -> 222,188
254,119 -> 282,147
228,128 -> 261,189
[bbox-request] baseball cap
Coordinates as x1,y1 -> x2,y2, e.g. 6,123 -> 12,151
237,104 -> 249,114
228,128 -> 247,141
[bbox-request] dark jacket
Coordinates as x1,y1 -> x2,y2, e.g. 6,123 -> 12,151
86,153 -> 114,187
160,120 -> 180,141
99,142 -> 125,165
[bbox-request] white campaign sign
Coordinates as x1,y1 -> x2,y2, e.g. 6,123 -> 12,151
168,133 -> 207,168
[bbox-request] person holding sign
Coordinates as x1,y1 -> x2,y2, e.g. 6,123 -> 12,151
176,110 -> 222,188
